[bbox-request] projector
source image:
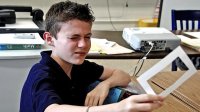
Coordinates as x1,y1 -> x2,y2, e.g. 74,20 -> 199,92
122,27 -> 181,52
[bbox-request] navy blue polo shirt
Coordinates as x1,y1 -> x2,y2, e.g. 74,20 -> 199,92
20,51 -> 103,112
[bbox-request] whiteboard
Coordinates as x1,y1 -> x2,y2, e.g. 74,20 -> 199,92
159,0 -> 200,30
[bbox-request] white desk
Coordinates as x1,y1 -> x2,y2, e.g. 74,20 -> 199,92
0,45 -> 51,111
0,18 -> 50,111
0,58 -> 40,111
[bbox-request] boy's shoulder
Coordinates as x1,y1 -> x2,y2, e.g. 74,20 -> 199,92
27,63 -> 53,80
31,63 -> 50,73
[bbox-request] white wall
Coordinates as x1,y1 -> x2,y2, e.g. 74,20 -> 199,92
0,58 -> 40,112
160,0 -> 200,30
0,0 -> 159,30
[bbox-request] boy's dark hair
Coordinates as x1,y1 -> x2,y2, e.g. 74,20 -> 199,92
45,0 -> 95,38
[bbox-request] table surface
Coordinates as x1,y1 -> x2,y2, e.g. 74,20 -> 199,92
150,82 -> 195,112
0,30 -> 200,59
91,30 -> 200,58
150,70 -> 200,111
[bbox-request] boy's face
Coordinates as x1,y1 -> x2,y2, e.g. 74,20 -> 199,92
51,19 -> 92,65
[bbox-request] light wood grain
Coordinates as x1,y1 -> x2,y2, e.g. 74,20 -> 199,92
151,71 -> 200,111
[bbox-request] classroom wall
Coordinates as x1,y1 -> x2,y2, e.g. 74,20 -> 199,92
0,58 -> 39,112
160,0 -> 200,30
0,0 -> 158,30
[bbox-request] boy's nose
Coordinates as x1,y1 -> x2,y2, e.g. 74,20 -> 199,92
78,39 -> 88,48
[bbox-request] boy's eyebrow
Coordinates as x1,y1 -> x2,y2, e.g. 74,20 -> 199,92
72,33 -> 92,37
86,33 -> 92,36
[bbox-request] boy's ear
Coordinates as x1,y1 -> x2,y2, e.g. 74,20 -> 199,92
43,32 -> 54,46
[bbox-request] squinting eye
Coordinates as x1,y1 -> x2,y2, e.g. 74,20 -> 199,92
85,36 -> 91,39
68,37 -> 79,40
86,37 -> 91,39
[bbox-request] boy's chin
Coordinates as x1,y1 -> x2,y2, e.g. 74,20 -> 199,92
72,60 -> 85,65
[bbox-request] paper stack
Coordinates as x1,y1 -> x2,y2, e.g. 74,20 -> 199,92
89,38 -> 134,54
0,33 -> 45,50
0,19 -> 45,50
177,34 -> 200,52
183,32 -> 200,39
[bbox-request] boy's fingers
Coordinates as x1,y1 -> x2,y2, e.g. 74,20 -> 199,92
132,94 -> 164,103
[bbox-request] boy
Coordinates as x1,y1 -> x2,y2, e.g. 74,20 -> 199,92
20,1 -> 164,112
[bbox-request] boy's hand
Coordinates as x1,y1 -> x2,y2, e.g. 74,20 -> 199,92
118,94 -> 164,112
85,82 -> 110,106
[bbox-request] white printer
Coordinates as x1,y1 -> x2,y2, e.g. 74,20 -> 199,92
122,27 -> 181,52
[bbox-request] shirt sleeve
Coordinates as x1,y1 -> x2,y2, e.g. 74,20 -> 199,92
73,60 -> 104,84
31,70 -> 63,112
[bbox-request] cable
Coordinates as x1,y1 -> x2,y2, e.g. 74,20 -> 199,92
106,0 -> 117,31
125,0 -> 129,7
144,41 -> 154,57
132,57 -> 146,77
134,58 -> 146,77
130,41 -> 154,77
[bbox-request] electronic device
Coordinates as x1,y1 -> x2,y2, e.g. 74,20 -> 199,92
122,27 -> 181,52
87,81 -> 145,104
0,9 -> 16,26
0,5 -> 44,21
0,6 -> 45,37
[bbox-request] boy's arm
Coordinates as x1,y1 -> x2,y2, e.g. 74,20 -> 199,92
100,67 -> 131,88
85,67 -> 131,106
45,94 -> 164,112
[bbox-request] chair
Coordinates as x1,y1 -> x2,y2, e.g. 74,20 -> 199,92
171,9 -> 200,71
